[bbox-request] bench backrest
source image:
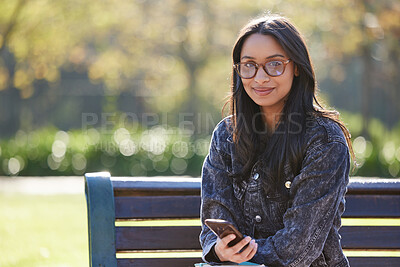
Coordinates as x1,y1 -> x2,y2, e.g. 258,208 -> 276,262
85,173 -> 400,267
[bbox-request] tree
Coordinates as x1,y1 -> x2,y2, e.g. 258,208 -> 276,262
0,0 -> 398,138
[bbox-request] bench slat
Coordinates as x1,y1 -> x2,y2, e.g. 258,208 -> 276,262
115,226 -> 400,251
117,258 -> 201,267
114,194 -> 400,219
116,226 -> 201,251
116,257 -> 400,267
341,226 -> 400,249
111,177 -> 400,195
112,177 -> 201,197
348,257 -> 400,267
115,196 -> 201,219
344,195 -> 400,218
347,178 -> 400,194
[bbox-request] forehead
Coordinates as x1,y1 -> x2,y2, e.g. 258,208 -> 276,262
240,33 -> 286,59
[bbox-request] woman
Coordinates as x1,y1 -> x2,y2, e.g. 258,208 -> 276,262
200,14 -> 354,266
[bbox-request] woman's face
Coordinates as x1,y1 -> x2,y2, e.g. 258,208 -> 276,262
240,33 -> 295,116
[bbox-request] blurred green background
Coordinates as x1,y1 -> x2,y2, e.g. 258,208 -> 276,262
0,0 -> 399,178
0,1 -> 399,265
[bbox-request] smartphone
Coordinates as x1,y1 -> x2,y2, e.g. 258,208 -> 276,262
205,219 -> 244,247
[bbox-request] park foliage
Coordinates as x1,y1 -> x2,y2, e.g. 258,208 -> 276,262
0,0 -> 399,177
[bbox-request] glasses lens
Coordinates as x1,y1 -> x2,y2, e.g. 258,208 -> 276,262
239,63 -> 256,78
265,61 -> 284,76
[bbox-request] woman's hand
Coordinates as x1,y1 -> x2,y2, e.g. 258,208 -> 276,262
214,234 -> 258,263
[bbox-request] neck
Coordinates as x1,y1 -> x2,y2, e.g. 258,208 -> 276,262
261,107 -> 284,132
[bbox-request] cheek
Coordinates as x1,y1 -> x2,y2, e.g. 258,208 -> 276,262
280,72 -> 295,88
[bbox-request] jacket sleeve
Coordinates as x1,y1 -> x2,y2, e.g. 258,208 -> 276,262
251,140 -> 350,267
199,121 -> 241,263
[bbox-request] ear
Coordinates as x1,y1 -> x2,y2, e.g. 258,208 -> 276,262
294,64 -> 299,77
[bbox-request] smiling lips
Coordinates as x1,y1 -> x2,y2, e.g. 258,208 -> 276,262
253,87 -> 275,96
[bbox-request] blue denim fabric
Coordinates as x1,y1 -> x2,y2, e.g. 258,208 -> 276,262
200,116 -> 350,267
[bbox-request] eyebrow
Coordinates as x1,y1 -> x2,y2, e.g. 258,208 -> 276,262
241,54 -> 285,60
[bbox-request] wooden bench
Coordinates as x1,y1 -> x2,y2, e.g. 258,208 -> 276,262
84,172 -> 400,267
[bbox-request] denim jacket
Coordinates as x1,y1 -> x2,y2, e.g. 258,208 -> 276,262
200,115 -> 350,267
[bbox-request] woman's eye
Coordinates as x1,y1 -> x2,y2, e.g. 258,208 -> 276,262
267,61 -> 282,67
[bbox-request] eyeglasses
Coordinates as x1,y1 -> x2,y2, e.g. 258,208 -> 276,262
233,59 -> 291,79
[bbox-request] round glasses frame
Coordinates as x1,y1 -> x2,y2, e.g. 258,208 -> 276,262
233,59 -> 291,79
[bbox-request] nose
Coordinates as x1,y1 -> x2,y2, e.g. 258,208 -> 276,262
254,65 -> 270,84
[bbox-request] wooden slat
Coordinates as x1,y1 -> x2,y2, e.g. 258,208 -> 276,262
117,257 -> 400,267
115,194 -> 400,219
115,196 -> 201,219
340,226 -> 400,249
112,178 -> 400,219
347,257 -> 400,267
111,177 -> 400,196
112,177 -> 201,197
117,258 -> 201,267
343,195 -> 400,218
115,226 -> 202,251
347,178 -> 400,194
115,226 -> 400,251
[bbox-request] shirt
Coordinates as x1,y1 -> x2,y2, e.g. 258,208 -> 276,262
200,115 -> 350,267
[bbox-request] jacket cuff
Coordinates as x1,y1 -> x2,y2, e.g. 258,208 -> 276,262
203,243 -> 222,263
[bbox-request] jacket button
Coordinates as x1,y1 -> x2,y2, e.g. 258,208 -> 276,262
253,173 -> 259,180
285,181 -> 291,189
255,215 -> 262,223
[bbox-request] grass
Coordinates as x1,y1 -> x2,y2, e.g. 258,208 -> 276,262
0,193 -> 89,267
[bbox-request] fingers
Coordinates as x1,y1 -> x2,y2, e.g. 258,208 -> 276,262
242,239 -> 258,259
220,234 -> 237,247
231,236 -> 251,253
230,238 -> 258,263
215,234 -> 238,262
215,235 -> 258,263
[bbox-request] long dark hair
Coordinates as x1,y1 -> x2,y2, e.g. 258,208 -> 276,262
225,15 -> 354,191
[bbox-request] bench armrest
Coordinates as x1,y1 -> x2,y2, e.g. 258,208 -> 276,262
85,172 -> 117,267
